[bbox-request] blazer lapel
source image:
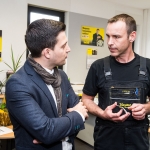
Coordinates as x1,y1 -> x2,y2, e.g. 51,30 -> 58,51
24,60 -> 58,117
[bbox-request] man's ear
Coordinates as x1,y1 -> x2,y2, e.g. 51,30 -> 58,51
42,48 -> 51,59
129,31 -> 136,42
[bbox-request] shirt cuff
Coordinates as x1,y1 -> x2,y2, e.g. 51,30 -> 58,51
74,110 -> 85,122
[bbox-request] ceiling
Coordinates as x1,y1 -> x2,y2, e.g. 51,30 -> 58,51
105,0 -> 150,9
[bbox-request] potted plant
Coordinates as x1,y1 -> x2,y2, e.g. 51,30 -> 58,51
4,46 -> 24,78
0,46 -> 24,126
0,46 -> 24,93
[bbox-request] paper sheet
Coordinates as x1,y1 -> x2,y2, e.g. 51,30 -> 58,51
0,126 -> 13,135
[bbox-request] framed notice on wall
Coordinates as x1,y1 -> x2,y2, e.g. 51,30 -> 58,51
0,30 -> 2,62
86,48 -> 98,69
81,26 -> 104,47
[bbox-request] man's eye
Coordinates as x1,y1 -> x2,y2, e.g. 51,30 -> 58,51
62,44 -> 66,49
114,36 -> 119,39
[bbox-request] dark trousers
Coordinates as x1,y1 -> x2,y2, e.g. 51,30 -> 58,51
94,125 -> 149,150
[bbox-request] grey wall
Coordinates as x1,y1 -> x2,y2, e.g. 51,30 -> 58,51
67,12 -> 110,83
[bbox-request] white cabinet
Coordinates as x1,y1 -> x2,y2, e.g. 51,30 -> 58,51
77,113 -> 95,146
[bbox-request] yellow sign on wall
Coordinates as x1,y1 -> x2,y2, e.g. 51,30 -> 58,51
87,48 -> 93,55
81,26 -> 104,47
0,30 -> 2,62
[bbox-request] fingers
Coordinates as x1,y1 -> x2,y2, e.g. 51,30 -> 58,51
67,102 -> 88,119
82,106 -> 89,119
105,103 -> 146,122
67,108 -> 73,112
113,112 -> 130,122
83,105 -> 87,110
67,102 -> 83,112
112,108 -> 123,118
85,111 -> 89,119
103,103 -> 131,122
33,139 -> 42,144
132,113 -> 145,120
78,101 -> 84,105
128,103 -> 144,112
128,103 -> 146,120
128,103 -> 138,110
132,107 -> 145,120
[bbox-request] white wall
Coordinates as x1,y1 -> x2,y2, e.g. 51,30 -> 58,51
67,12 -> 109,83
141,9 -> 150,58
0,0 -> 27,80
0,0 -> 147,83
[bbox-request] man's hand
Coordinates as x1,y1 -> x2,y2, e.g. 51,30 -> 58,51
102,102 -> 130,122
33,139 -> 42,144
67,102 -> 88,119
128,103 -> 146,120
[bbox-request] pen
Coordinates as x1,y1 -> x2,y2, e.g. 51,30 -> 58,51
116,104 -> 127,114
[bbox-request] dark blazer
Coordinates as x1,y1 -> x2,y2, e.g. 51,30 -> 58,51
6,60 -> 84,150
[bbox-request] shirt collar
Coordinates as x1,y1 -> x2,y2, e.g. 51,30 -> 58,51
44,67 -> 54,74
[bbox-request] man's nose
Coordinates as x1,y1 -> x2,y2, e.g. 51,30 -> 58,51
107,37 -> 113,45
66,45 -> 71,52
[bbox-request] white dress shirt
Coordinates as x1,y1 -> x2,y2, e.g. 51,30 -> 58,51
44,68 -> 84,150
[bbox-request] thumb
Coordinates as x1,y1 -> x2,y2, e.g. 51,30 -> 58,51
109,102 -> 117,110
128,103 -> 137,110
33,139 -> 42,144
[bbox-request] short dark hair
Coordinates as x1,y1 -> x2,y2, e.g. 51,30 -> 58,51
25,19 -> 66,57
108,14 -> 136,36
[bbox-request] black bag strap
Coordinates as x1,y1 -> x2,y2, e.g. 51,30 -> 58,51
104,56 -> 112,80
104,56 -> 148,81
139,56 -> 148,80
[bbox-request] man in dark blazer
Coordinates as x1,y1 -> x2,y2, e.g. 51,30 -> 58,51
92,29 -> 103,46
6,19 -> 88,150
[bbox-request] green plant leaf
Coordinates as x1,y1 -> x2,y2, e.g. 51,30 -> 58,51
3,62 -> 14,71
3,46 -> 24,73
0,103 -> 6,110
14,52 -> 24,72
0,46 -> 24,93
11,46 -> 16,72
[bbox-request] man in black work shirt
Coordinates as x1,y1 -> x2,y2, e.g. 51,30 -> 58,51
82,14 -> 150,150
